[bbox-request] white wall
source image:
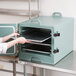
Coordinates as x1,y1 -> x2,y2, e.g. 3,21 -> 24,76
40,0 -> 76,17
0,0 -> 76,76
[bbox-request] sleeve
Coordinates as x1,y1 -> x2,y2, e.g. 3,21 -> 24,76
0,43 -> 8,54
0,38 -> 3,43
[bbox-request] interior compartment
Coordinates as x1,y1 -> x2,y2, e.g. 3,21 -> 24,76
20,27 -> 52,54
20,27 -> 51,42
21,43 -> 51,54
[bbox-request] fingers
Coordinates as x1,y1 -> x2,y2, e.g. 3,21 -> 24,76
21,37 -> 31,43
11,33 -> 20,37
14,33 -> 20,36
25,40 -> 31,43
16,37 -> 31,44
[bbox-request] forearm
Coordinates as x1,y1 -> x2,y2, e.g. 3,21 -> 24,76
2,34 -> 14,42
7,39 -> 18,48
7,37 -> 30,48
4,36 -> 29,49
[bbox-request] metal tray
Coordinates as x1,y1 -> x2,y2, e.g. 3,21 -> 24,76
22,43 -> 51,54
22,48 -> 51,54
21,28 -> 51,42
29,41 -> 51,46
24,36 -> 51,43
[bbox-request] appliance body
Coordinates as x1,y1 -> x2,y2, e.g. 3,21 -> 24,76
18,13 -> 74,65
0,24 -> 18,56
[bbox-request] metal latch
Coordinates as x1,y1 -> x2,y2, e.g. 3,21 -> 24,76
53,49 -> 59,54
54,33 -> 60,37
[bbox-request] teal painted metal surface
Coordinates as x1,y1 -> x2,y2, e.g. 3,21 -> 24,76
18,12 -> 74,64
0,24 -> 17,56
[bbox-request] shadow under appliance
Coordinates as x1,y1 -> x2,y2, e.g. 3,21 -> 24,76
19,12 -> 74,65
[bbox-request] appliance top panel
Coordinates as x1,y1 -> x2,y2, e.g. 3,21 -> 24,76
38,16 -> 73,25
19,16 -> 74,28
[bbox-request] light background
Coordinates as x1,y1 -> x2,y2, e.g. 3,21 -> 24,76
0,0 -> 76,76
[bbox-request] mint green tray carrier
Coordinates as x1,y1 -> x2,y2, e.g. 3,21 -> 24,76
19,12 -> 74,65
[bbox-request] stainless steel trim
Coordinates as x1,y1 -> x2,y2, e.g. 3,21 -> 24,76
24,64 -> 27,76
42,68 -> 46,76
13,61 -> 16,76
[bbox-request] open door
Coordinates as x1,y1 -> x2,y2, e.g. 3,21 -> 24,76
0,24 -> 17,56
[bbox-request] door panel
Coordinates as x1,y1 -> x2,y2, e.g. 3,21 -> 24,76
0,25 -> 16,55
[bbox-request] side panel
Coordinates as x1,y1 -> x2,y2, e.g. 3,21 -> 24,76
54,19 -> 74,64
0,24 -> 17,56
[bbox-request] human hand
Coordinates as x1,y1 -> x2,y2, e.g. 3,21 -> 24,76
16,37 -> 30,44
10,33 -> 20,37
2,33 -> 20,42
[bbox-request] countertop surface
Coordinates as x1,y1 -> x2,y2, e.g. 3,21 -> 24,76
0,51 -> 76,75
19,51 -> 76,75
